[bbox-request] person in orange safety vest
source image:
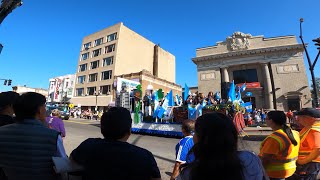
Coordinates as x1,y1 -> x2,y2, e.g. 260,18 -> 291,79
259,110 -> 300,180
287,108 -> 320,180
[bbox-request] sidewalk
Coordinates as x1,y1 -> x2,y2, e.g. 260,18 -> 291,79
242,126 -> 272,136
64,118 -> 100,125
243,126 -> 272,131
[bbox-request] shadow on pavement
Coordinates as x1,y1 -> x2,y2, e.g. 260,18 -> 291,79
131,135 -> 143,145
153,154 -> 176,164
90,124 -> 101,128
241,135 -> 267,141
131,132 -> 182,139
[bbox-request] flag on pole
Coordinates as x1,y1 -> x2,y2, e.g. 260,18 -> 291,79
228,80 -> 236,102
240,83 -> 246,92
243,102 -> 253,112
175,94 -> 180,106
157,94 -> 169,119
157,106 -> 166,119
236,89 -> 241,101
168,90 -> 174,106
184,83 -> 190,101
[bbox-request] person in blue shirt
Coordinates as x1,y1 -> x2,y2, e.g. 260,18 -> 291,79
170,119 -> 195,180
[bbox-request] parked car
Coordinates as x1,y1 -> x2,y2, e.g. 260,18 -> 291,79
46,105 -> 70,120
59,110 -> 70,120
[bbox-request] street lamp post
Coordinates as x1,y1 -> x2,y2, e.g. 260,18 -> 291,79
299,18 -> 320,107
0,0 -> 23,24
95,90 -> 101,112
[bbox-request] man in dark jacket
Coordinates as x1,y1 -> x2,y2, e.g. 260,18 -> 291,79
0,91 -> 19,180
0,91 -> 19,127
71,107 -> 161,180
0,92 -> 67,180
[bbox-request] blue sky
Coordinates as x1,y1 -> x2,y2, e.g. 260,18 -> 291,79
0,0 -> 319,92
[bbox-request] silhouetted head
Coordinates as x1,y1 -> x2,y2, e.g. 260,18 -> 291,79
267,111 -> 286,126
181,119 -> 195,136
51,109 -> 61,117
190,112 -> 242,180
0,91 -> 20,116
13,92 -> 47,122
194,112 -> 238,157
100,107 -> 132,140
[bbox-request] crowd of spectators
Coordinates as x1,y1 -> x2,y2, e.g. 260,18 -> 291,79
1,90 -> 319,180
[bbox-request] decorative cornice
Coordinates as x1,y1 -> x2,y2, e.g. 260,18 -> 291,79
192,44 -> 304,64
114,69 -> 182,88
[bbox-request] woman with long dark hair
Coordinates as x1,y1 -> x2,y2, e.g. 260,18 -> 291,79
259,111 -> 300,180
177,112 -> 266,180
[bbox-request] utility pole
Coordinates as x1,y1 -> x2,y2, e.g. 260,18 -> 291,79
299,18 -> 320,107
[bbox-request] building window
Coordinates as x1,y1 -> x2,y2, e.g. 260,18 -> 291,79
107,33 -> 117,42
76,88 -> 84,96
83,42 -> 91,50
89,73 -> 98,82
100,85 -> 111,95
79,64 -> 87,72
92,48 -> 101,57
105,44 -> 115,53
87,87 -> 96,95
103,56 -> 113,66
90,60 -> 99,69
81,52 -> 89,61
101,70 -> 112,80
77,75 -> 86,84
233,69 -> 258,84
94,38 -> 103,46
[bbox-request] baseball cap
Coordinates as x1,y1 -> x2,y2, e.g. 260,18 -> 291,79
0,91 -> 20,111
296,108 -> 320,118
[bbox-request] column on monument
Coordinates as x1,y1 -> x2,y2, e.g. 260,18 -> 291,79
262,63 -> 273,110
222,67 -> 230,82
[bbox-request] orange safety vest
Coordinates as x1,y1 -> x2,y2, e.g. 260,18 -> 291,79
260,129 -> 300,178
298,122 -> 320,163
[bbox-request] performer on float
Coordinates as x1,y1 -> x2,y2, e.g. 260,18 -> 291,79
206,91 -> 215,105
143,91 -> 151,117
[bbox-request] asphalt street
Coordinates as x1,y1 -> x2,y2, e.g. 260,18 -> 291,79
63,118 -> 269,180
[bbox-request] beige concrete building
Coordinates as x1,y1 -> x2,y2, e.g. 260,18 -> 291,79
192,32 -> 312,111
12,86 -> 48,98
71,22 -> 180,110
114,69 -> 181,97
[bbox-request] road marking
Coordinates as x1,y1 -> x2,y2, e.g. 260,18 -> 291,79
64,120 -> 99,125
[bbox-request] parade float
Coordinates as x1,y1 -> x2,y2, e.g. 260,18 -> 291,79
128,81 -> 251,137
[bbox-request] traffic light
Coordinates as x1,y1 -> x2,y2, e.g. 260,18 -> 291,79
3,80 -> 7,85
7,79 -> 12,86
312,38 -> 320,50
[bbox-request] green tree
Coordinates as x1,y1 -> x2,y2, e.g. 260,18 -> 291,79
311,77 -> 320,93
311,77 -> 320,106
